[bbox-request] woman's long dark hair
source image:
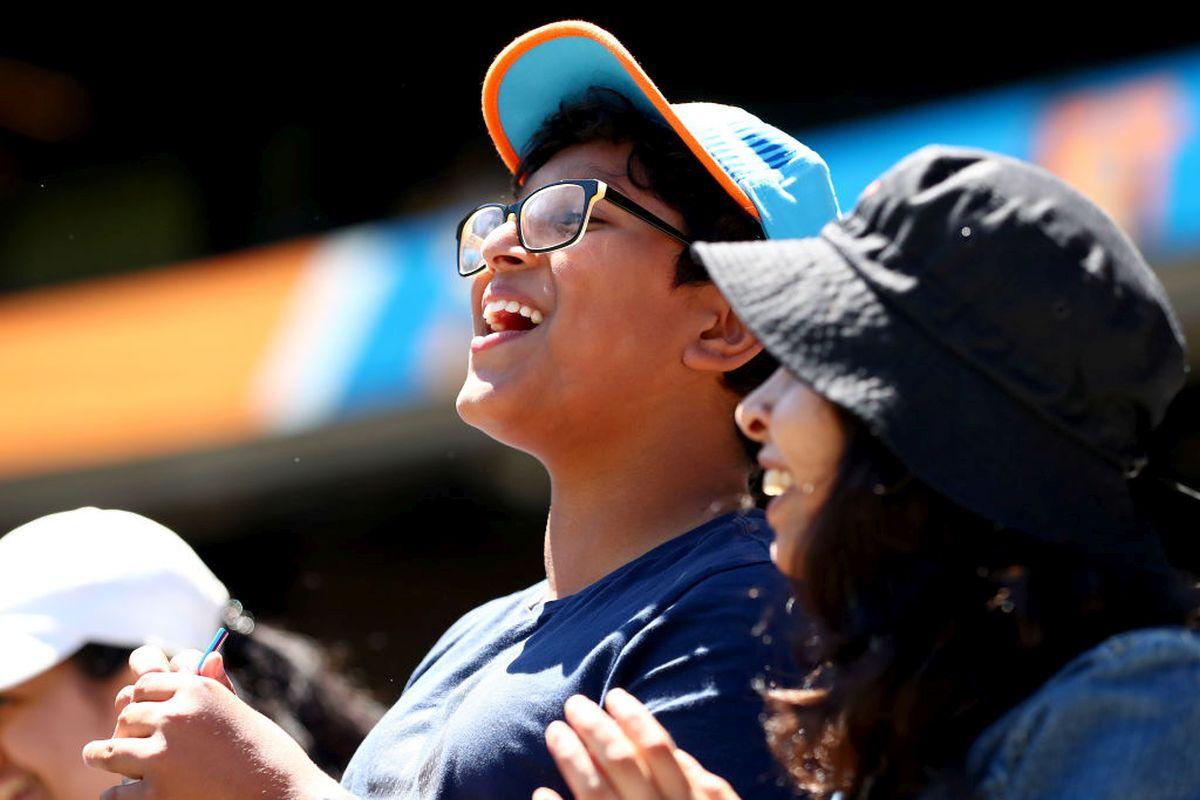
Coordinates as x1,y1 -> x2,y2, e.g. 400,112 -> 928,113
73,623 -> 383,779
766,411 -> 1200,798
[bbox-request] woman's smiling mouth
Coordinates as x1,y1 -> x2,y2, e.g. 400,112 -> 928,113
762,468 -> 795,497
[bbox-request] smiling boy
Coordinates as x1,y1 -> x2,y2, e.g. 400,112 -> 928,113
85,22 -> 840,800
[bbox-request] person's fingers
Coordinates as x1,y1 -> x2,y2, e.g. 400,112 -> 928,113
672,750 -> 740,800
113,701 -> 160,739
532,790 -> 565,800
81,737 -> 158,779
562,695 -> 658,800
131,671 -> 184,703
545,719 -> 618,800
169,649 -> 204,673
114,684 -> 136,713
603,689 -> 690,800
128,646 -> 171,677
199,651 -> 236,694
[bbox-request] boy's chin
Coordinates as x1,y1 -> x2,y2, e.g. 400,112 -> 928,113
456,374 -> 521,440
455,374 -> 555,459
455,373 -> 493,427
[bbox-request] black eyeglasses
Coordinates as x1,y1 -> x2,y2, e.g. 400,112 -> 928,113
455,178 -> 693,277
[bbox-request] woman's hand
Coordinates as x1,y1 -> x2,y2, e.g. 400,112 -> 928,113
83,653 -> 348,800
535,689 -> 741,800
113,645 -> 236,715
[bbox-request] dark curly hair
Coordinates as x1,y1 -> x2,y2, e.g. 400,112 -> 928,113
515,87 -> 777,400
765,410 -> 1200,798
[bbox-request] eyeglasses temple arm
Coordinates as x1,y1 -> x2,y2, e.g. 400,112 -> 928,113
603,191 -> 693,246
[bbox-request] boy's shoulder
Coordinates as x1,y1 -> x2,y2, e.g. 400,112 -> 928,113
407,510 -> 792,688
404,580 -> 547,686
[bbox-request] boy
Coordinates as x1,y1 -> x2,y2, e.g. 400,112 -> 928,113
85,21 -> 839,800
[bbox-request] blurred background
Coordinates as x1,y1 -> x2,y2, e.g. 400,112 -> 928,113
3,13 -> 1199,699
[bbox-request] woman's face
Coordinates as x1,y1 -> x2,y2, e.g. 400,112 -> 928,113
0,660 -> 131,800
736,366 -> 846,577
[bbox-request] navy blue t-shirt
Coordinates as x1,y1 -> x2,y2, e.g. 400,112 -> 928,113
342,510 -> 804,799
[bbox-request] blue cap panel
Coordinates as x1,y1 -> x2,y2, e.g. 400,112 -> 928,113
678,103 -> 841,238
496,36 -> 660,162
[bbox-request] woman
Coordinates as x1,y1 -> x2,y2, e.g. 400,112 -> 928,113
533,146 -> 1200,799
0,507 -> 381,800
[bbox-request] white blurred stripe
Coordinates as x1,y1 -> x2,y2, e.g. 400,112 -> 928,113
249,230 -> 398,433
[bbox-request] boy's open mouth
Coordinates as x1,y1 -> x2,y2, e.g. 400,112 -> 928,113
482,298 -> 544,334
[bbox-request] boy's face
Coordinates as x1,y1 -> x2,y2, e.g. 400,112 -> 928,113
456,139 -> 701,457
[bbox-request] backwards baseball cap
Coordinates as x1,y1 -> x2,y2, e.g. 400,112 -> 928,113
0,507 -> 229,691
482,20 -> 840,239
694,146 -> 1188,557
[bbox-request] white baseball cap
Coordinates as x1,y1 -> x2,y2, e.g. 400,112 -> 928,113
0,507 -> 230,691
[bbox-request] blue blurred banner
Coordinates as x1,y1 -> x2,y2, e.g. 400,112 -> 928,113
803,48 -> 1200,264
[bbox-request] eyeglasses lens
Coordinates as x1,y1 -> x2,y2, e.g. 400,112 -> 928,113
520,183 -> 587,251
459,206 -> 504,276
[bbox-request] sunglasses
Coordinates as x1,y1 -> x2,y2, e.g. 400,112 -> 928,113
455,178 -> 693,277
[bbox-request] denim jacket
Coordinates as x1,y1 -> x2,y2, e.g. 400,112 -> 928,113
922,627 -> 1200,799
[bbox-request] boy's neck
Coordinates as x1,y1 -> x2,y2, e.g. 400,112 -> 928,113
540,401 -> 751,600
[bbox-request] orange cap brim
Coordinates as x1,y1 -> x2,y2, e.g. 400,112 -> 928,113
481,21 -> 759,220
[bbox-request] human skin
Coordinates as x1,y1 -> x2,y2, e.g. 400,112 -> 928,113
84,140 -> 765,798
0,660 -> 132,800
459,139 -> 764,599
82,649 -> 346,800
735,367 -> 845,577
536,368 -> 846,799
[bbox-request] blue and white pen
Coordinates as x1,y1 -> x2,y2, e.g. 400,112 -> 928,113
196,626 -> 229,674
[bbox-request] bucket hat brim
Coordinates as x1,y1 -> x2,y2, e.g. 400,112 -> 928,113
694,235 -> 1161,558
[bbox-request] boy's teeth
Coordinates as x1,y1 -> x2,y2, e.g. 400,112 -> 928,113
481,298 -> 546,329
763,468 -> 795,497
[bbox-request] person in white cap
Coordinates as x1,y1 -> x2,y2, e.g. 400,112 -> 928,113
0,507 -> 229,800
0,508 -> 381,800
84,21 -> 840,800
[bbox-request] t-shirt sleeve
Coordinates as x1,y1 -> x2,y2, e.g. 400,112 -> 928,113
609,563 -> 807,800
968,631 -> 1200,800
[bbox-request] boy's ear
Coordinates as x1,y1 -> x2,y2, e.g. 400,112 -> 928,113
682,285 -> 764,374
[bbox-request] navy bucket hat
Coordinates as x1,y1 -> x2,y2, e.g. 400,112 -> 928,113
694,146 -> 1188,557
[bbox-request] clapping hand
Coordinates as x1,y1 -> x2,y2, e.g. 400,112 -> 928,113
534,689 -> 741,800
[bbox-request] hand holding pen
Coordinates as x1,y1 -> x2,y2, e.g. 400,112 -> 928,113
105,627 -> 236,716
83,627 -> 345,800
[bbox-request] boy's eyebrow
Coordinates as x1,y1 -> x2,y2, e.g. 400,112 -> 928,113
516,166 -> 633,201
